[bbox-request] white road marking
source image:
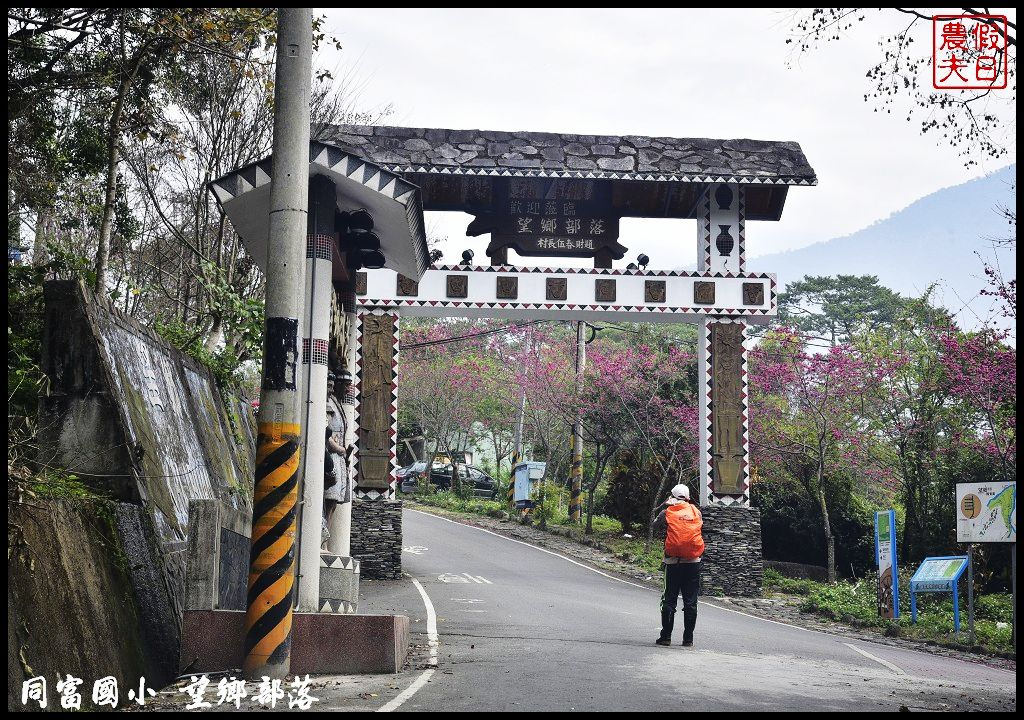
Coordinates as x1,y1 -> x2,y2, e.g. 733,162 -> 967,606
410,510 -> 836,635
411,509 -> 653,591
407,507 -> 1019,677
844,642 -> 905,675
403,545 -> 429,555
461,572 -> 492,584
377,577 -> 438,712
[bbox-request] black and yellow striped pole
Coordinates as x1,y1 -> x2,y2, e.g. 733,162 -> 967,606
243,7 -> 311,681
569,321 -> 586,523
245,420 -> 301,676
507,392 -> 525,508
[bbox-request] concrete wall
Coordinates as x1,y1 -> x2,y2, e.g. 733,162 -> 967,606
33,280 -> 257,686
7,499 -> 171,711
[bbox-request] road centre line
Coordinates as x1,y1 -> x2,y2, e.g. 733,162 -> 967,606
377,577 -> 438,712
844,643 -> 905,675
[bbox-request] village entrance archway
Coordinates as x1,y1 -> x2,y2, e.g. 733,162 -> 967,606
330,125 -> 817,596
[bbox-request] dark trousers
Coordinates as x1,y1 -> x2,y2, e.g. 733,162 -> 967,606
660,562 -> 700,642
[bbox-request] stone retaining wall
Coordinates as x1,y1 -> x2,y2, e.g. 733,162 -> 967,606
351,500 -> 402,580
700,506 -> 763,597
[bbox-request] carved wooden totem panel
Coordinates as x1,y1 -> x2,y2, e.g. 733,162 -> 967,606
645,280 -> 666,303
357,314 -> 396,490
742,282 -> 764,306
546,277 -> 567,301
496,276 -> 518,299
446,274 -> 468,298
694,281 -> 716,305
396,274 -> 418,297
710,322 -> 745,495
595,278 -> 616,303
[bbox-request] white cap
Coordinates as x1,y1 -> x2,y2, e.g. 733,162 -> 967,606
670,483 -> 690,500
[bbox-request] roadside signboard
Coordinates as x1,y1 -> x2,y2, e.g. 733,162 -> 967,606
874,510 -> 899,618
909,556 -> 969,631
956,481 -> 1016,543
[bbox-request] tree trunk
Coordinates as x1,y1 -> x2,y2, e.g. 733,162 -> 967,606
584,452 -> 610,535
817,485 -> 836,583
644,462 -> 677,555
95,44 -> 148,292
420,445 -> 438,494
204,312 -> 225,352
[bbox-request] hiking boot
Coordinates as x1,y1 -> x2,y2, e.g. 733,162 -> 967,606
681,638 -> 693,647
655,638 -> 671,647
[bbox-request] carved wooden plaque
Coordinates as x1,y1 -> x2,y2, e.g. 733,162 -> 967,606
595,278 -> 616,303
396,274 -> 418,297
694,281 -> 716,305
496,276 -> 518,300
446,274 -> 468,299
357,314 -> 396,490
742,282 -> 764,306
645,280 -> 666,304
546,277 -> 567,301
710,322 -> 745,495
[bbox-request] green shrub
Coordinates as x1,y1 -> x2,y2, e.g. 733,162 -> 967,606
975,593 -> 1013,623
763,568 -> 819,596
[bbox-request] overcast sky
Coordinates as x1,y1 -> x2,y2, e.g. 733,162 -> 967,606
320,8 -> 1016,270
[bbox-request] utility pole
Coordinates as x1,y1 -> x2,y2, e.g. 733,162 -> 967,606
294,175 -> 336,611
569,320 -> 585,523
507,390 -> 526,508
508,325 -> 532,510
242,7 -> 311,681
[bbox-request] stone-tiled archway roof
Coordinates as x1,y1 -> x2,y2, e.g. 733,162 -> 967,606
320,125 -> 817,186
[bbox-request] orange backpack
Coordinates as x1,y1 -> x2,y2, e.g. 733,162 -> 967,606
664,503 -> 705,559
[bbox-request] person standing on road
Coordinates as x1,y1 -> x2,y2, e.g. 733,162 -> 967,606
653,483 -> 704,647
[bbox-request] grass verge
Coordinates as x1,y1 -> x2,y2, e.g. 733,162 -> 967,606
763,568 -> 1014,656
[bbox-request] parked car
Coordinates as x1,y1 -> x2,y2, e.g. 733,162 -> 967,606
399,462 -> 499,498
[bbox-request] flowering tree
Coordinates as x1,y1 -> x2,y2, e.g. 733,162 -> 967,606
750,328 -> 875,582
587,342 -> 698,546
399,321 -> 505,493
939,328 -> 1016,482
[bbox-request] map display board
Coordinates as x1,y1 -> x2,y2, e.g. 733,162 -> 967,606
956,481 -> 1016,543
909,555 -> 969,631
910,556 -> 968,592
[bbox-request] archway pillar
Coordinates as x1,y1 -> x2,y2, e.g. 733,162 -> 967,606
697,183 -> 763,595
350,309 -> 402,580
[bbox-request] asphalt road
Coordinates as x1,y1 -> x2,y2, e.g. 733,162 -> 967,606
361,509 -> 1016,712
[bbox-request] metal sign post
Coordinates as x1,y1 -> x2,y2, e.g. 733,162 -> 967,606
967,543 -> 975,646
955,481 -> 1016,650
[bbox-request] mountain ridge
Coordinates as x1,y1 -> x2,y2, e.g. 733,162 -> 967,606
745,164 -> 1016,327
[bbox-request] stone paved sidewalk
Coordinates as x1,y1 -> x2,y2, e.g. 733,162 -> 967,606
408,502 -> 1016,673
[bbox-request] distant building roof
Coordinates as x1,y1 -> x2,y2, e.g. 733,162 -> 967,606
320,125 -> 817,187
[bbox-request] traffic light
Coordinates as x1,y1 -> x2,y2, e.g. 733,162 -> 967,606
336,208 -> 386,270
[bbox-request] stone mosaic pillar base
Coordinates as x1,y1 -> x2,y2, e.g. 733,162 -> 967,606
699,506 -> 763,597
350,498 -> 402,580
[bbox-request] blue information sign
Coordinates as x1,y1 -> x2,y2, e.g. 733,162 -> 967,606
909,556 -> 969,631
874,510 -> 899,618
